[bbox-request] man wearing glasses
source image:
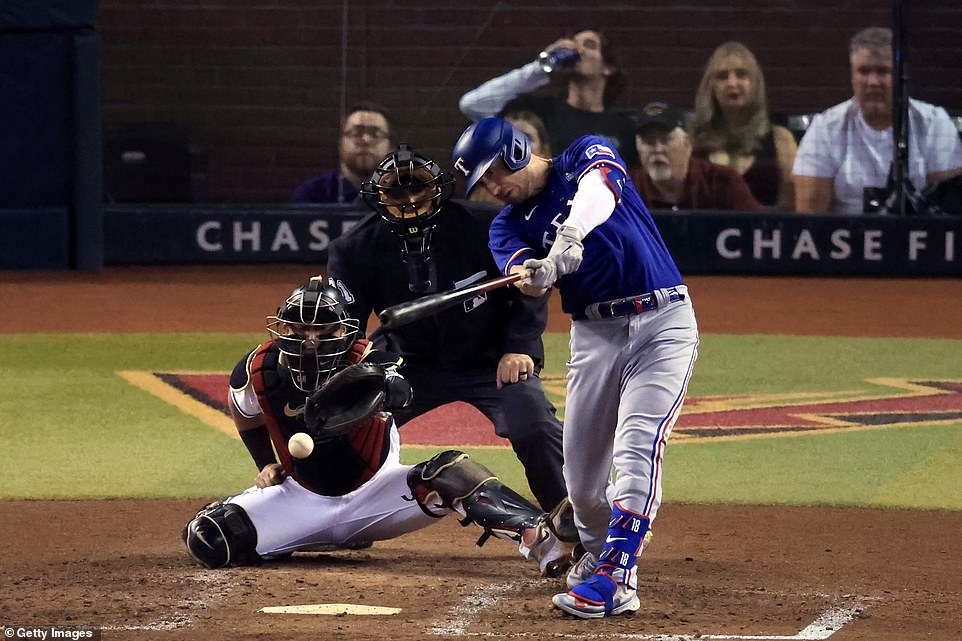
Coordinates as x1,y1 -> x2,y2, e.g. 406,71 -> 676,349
293,102 -> 393,204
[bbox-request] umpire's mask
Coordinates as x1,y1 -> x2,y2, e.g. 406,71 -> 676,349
361,144 -> 454,292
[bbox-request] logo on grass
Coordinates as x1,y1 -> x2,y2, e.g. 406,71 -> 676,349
672,378 -> 962,442
119,373 -> 962,445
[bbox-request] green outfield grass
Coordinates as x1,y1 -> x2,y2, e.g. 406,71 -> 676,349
1,332 -> 960,510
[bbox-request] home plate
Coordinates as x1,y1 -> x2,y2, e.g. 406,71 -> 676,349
259,604 -> 401,616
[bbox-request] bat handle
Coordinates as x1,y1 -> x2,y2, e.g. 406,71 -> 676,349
504,268 -> 531,285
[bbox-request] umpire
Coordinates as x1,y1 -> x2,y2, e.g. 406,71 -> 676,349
325,143 -> 566,512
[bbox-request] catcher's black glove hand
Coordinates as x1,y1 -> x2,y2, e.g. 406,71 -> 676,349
304,362 -> 388,440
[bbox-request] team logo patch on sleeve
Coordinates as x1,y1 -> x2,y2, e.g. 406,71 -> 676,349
585,144 -> 615,159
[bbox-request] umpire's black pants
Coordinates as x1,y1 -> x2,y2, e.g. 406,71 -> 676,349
392,365 -> 566,512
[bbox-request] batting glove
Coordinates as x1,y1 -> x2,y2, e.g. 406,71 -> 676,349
546,225 -> 585,277
522,257 -> 558,289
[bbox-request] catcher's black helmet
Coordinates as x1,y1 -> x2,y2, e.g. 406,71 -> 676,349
266,278 -> 360,392
360,144 -> 454,254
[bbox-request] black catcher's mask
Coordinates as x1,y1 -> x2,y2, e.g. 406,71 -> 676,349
361,143 -> 454,262
266,278 -> 360,392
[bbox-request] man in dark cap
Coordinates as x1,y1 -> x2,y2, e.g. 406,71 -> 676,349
630,102 -> 760,211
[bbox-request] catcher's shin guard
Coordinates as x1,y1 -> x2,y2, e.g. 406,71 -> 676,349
406,450 -> 571,576
406,450 -> 544,541
182,502 -> 260,569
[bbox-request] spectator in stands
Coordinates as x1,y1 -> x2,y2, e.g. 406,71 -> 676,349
690,42 -> 797,211
293,102 -> 393,204
469,110 -> 552,207
630,102 -> 761,211
458,29 -> 639,167
505,110 -> 552,158
793,27 -> 962,214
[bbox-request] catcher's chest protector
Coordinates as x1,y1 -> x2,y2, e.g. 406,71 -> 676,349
250,341 -> 391,496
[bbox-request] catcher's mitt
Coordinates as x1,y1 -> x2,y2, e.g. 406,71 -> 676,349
304,362 -> 387,440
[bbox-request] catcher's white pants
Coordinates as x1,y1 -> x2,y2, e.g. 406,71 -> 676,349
562,287 -> 698,557
227,428 -> 437,556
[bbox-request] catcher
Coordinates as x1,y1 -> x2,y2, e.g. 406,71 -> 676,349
182,277 -> 574,575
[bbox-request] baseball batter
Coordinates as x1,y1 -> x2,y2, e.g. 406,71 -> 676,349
181,278 -> 574,576
452,119 -> 699,619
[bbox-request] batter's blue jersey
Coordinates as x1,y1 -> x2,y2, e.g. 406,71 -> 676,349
489,135 -> 683,315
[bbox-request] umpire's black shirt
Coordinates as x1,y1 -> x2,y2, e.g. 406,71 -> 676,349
326,201 -> 548,373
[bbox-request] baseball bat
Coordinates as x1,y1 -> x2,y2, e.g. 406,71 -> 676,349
378,271 -> 526,330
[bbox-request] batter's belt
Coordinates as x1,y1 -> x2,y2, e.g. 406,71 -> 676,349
577,285 -> 687,321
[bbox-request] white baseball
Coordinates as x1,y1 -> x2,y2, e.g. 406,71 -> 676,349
288,432 -> 314,459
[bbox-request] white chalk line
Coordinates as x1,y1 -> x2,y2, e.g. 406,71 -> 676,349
102,570 -> 234,631
100,568 -> 873,638
431,581 -> 527,636
430,582 -> 873,640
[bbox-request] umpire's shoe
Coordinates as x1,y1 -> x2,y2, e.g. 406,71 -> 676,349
565,544 -> 596,590
552,566 -> 639,619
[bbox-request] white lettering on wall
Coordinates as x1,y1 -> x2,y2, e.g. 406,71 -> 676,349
830,229 -> 851,259
233,221 -> 261,252
196,221 -> 221,252
908,230 -> 927,261
717,228 -> 741,259
753,229 -> 781,259
271,221 -> 298,251
863,230 -> 882,261
309,220 -> 331,251
791,230 -> 819,260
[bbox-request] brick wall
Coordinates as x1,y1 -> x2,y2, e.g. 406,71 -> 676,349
98,1 -> 962,202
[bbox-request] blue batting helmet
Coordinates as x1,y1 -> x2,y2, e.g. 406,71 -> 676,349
451,117 -> 531,195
